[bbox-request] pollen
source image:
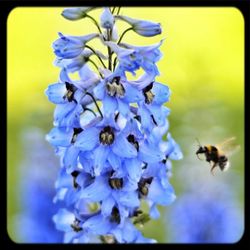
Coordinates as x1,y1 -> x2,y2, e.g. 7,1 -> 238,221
106,77 -> 125,98
109,178 -> 123,189
143,82 -> 155,104
99,126 -> 115,145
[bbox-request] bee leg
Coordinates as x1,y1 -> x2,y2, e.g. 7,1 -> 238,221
196,153 -> 202,160
210,163 -> 217,176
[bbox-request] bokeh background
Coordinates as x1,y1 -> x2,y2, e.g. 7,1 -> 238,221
7,7 -> 244,243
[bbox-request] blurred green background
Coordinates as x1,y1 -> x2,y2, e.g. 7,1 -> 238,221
7,7 -> 244,242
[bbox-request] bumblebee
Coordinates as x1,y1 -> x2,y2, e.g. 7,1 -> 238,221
195,137 -> 240,175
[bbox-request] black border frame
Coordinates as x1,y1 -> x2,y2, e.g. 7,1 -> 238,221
1,0 -> 249,249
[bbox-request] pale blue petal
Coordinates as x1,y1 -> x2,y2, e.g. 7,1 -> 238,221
114,190 -> 140,208
112,134 -> 137,158
138,142 -> 164,163
149,105 -> 170,127
63,145 -> 80,172
107,153 -> 122,172
53,209 -> 74,232
117,99 -> 130,117
149,204 -> 160,219
83,214 -> 112,235
123,84 -> 143,103
93,81 -> 105,100
79,176 -> 111,202
93,146 -> 110,176
138,104 -> 154,131
103,95 -> 117,115
121,221 -> 138,242
53,102 -> 76,127
124,158 -> 142,182
152,82 -> 170,104
46,127 -> 73,147
55,168 -> 72,189
74,127 -> 99,151
166,133 -> 183,160
147,178 -> 176,205
100,8 -> 114,29
45,83 -> 67,104
101,196 -> 115,217
79,153 -> 94,175
64,231 -> 82,243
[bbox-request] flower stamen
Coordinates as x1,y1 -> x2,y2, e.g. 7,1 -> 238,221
99,126 -> 115,145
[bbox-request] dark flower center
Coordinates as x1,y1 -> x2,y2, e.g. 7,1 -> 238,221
109,178 -> 123,189
100,235 -> 117,244
143,82 -> 154,104
71,127 -> 83,143
99,126 -> 115,145
71,171 -> 80,189
127,134 -> 139,151
138,177 -> 153,196
106,76 -> 125,98
110,207 -> 121,224
70,218 -> 83,232
64,82 -> 76,102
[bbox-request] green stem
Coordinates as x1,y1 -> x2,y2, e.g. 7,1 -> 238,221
86,14 -> 102,34
85,92 -> 103,118
87,59 -> 103,78
111,7 -> 116,14
107,29 -> 112,71
83,107 -> 97,117
117,7 -> 121,15
85,45 -> 107,69
113,56 -> 118,71
117,27 -> 133,45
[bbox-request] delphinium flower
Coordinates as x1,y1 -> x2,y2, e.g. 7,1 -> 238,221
166,183 -> 244,243
13,128 -> 63,243
45,7 -> 182,243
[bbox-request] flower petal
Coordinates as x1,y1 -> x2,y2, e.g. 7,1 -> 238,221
147,178 -> 176,206
74,127 -> 99,151
45,83 -> 67,104
83,214 -> 112,235
103,95 -> 118,115
93,81 -> 106,100
63,145 -> 80,173
52,209 -> 75,232
46,127 -> 73,147
112,134 -> 137,158
138,142 -> 164,163
149,203 -> 160,219
152,82 -> 170,104
93,146 -> 110,176
101,196 -> 115,217
124,158 -> 142,182
107,153 -> 122,172
79,176 -> 111,202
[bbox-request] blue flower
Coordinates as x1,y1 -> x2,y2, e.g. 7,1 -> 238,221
74,115 -> 138,176
115,15 -> 162,37
137,82 -> 171,132
93,69 -> 143,117
104,41 -> 140,74
100,8 -> 114,29
120,40 -> 163,75
13,129 -> 63,243
46,7 -> 182,243
53,32 -> 98,59
167,191 -> 244,243
62,7 -> 95,21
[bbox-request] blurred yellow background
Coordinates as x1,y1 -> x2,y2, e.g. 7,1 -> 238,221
7,7 -> 244,242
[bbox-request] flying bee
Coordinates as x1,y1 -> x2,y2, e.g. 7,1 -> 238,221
195,137 -> 240,175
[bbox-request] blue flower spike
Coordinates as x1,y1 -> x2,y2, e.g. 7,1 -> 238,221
45,6 -> 182,243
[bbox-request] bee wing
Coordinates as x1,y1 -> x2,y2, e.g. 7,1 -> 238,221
216,137 -> 240,157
